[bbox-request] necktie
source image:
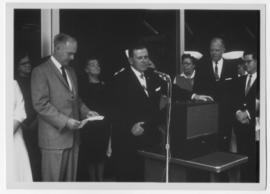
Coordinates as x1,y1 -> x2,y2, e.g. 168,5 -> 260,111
140,73 -> 149,96
140,73 -> 145,83
214,62 -> 219,81
61,66 -> 69,87
140,72 -> 144,79
245,74 -> 252,96
190,78 -> 194,87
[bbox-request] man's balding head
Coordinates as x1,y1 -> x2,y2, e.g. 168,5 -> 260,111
210,37 -> 225,62
53,33 -> 77,66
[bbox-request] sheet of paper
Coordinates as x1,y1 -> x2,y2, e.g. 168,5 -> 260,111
79,115 -> 104,128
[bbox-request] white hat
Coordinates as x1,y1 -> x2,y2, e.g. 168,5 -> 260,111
183,51 -> 203,60
222,51 -> 244,60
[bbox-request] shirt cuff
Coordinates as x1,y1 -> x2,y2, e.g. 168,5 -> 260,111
245,110 -> 251,120
235,110 -> 241,116
191,93 -> 196,100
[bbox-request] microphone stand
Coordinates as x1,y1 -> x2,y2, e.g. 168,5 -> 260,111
151,69 -> 172,183
156,72 -> 172,183
164,74 -> 172,183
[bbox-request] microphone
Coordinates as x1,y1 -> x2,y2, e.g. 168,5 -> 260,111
153,70 -> 171,80
145,61 -> 170,81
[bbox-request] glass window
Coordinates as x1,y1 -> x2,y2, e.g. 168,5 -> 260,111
14,9 -> 41,68
60,9 -> 179,81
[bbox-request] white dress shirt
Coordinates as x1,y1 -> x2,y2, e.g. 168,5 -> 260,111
238,71 -> 248,77
130,66 -> 149,96
245,72 -> 257,92
173,70 -> 195,84
51,56 -> 73,91
236,72 -> 257,122
180,70 -> 196,79
212,58 -> 224,78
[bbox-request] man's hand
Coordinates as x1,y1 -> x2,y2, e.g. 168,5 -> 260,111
131,122 -> 145,136
66,118 -> 81,130
86,110 -> 99,117
193,94 -> 214,102
235,110 -> 250,124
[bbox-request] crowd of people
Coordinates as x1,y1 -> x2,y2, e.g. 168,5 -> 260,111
12,33 -> 259,182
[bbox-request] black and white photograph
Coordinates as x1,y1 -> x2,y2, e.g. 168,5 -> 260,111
2,1 -> 269,192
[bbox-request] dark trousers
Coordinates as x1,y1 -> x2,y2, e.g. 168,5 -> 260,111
217,104 -> 233,152
234,125 -> 258,182
113,150 -> 144,182
23,128 -> 41,181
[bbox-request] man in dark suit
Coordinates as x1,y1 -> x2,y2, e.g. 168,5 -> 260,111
193,37 -> 238,151
234,51 -> 259,182
31,33 -> 98,181
110,43 -> 162,181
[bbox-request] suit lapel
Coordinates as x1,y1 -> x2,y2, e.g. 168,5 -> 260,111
65,67 -> 77,95
241,75 -> 247,96
209,59 -> 227,81
128,68 -> 149,98
145,74 -> 156,97
246,77 -> 257,97
49,58 -> 74,91
208,61 -> 216,81
241,75 -> 257,97
220,60 -> 226,80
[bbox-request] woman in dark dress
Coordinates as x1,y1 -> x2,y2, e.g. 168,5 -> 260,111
78,57 -> 111,181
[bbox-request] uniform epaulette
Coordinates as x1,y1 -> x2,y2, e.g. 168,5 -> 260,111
113,67 -> 125,76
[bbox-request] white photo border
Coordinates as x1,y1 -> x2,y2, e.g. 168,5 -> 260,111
4,1 -> 267,191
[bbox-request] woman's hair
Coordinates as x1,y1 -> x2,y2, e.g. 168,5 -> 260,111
14,49 -> 29,67
14,48 -> 30,78
84,56 -> 100,68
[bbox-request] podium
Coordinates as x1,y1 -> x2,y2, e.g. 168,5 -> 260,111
137,101 -> 248,182
170,101 -> 219,159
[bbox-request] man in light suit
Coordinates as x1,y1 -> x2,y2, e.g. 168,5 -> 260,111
193,37 -> 238,151
110,43 -> 162,181
31,33 -> 98,181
